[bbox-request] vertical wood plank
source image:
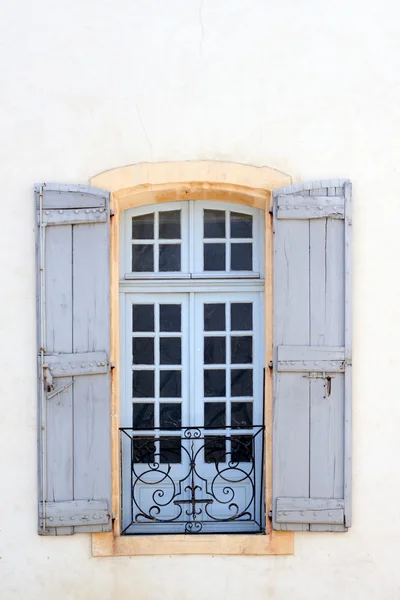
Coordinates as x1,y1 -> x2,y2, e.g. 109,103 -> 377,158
309,215 -> 345,530
344,181 -> 352,527
45,225 -> 73,535
73,222 -> 111,533
273,219 -> 310,530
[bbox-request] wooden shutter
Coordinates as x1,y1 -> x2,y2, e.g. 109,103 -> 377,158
272,180 -> 352,532
36,183 -> 112,535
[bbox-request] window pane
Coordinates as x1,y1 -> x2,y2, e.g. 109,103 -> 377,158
160,337 -> 181,365
231,402 -> 253,428
204,402 -> 226,429
231,243 -> 252,271
132,371 -> 155,398
231,303 -> 252,331
204,336 -> 226,364
132,244 -> 154,272
204,369 -> 226,397
231,369 -> 253,397
160,437 -> 181,463
160,304 -> 181,332
204,436 -> 226,463
230,212 -> 252,238
159,244 -> 181,272
132,403 -> 154,430
204,209 -> 225,238
160,370 -> 182,398
204,243 -> 225,271
204,303 -> 226,331
159,210 -> 181,239
132,337 -> 154,365
132,437 -> 155,464
231,435 -> 253,462
132,304 -> 154,332
230,336 -> 252,364
132,213 -> 154,240
160,403 -> 182,430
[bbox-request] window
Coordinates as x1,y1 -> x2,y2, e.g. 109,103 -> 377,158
36,167 -> 351,557
119,202 -> 265,534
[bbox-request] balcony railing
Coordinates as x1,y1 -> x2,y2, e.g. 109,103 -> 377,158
120,425 -> 265,535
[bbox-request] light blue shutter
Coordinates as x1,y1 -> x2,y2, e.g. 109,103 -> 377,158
36,183 -> 112,535
272,180 -> 352,532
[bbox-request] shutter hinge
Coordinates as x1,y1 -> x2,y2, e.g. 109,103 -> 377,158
268,509 -> 272,520
268,360 -> 273,370
110,210 -> 115,218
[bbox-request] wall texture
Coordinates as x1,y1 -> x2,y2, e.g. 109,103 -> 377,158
1,0 -> 400,598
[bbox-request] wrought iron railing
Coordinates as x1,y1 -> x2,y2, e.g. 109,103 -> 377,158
120,425 -> 265,535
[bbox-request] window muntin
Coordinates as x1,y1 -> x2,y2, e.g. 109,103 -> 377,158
123,201 -> 263,278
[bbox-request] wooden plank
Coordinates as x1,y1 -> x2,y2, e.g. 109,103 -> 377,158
277,345 -> 344,371
44,351 -> 108,377
42,208 -> 107,226
273,218 -> 310,531
37,183 -> 108,209
40,500 -> 109,528
72,222 -> 111,533
273,374 -> 310,531
309,216 -> 346,531
44,225 -> 73,535
344,181 -> 352,527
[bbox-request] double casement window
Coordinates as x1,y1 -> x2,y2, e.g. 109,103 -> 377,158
36,175 -> 352,541
119,202 -> 265,534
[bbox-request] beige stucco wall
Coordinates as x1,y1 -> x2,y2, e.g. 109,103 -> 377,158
1,0 -> 400,598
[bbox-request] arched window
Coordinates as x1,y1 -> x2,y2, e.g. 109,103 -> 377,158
120,201 -> 265,535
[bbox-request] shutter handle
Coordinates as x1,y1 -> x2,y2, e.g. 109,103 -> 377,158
43,364 -> 54,393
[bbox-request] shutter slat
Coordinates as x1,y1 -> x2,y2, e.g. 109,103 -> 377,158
272,179 -> 351,532
72,221 -> 111,533
36,183 -> 111,536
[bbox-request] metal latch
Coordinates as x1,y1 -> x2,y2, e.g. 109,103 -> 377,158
43,364 -> 54,393
303,372 -> 335,397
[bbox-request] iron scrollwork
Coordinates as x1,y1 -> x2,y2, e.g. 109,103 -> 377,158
120,426 -> 265,535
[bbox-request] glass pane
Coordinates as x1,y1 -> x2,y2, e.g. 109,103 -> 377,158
160,437 -> 181,463
160,338 -> 181,365
204,369 -> 226,397
132,213 -> 154,240
204,402 -> 226,429
204,303 -> 226,331
231,402 -> 253,428
132,244 -> 154,272
204,209 -> 225,238
132,304 -> 154,332
230,336 -> 252,364
231,243 -> 252,271
204,336 -> 226,364
231,435 -> 253,462
132,337 -> 154,365
231,303 -> 252,331
132,370 -> 155,398
132,403 -> 154,430
159,210 -> 181,239
132,437 -> 155,464
230,212 -> 252,238
204,243 -> 225,271
231,369 -> 253,397
160,370 -> 182,398
160,403 -> 182,430
204,436 -> 226,463
160,304 -> 181,332
159,244 -> 181,272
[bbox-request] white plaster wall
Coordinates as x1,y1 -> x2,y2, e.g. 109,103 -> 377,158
1,0 -> 400,598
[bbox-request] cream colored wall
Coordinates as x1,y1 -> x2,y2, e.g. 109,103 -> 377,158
1,0 -> 400,598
